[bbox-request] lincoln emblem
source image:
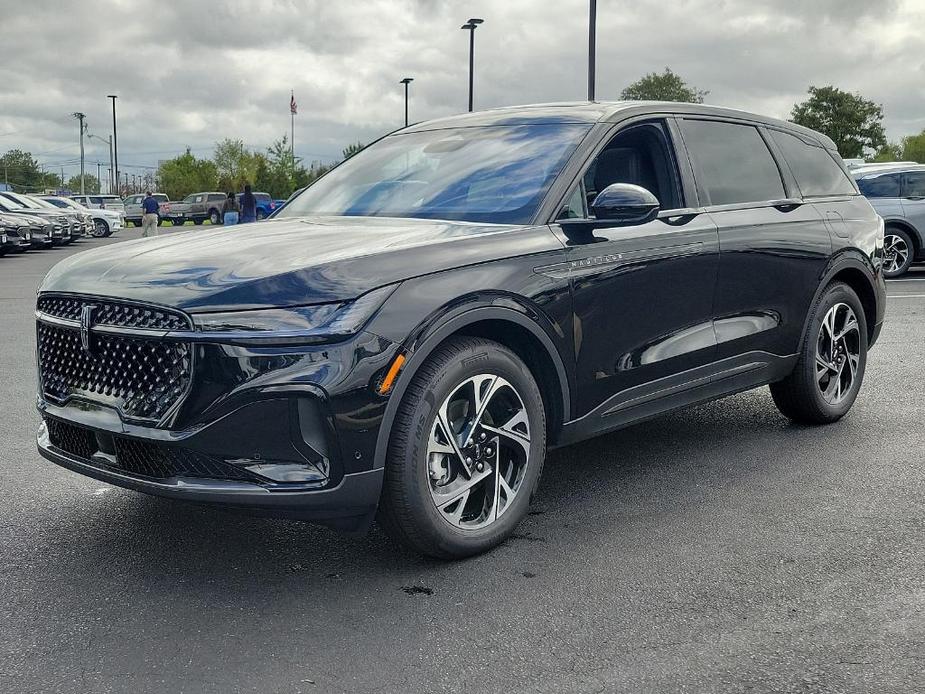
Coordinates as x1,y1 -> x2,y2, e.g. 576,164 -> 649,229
80,304 -> 96,356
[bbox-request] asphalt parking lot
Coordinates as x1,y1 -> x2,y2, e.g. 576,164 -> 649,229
1,229 -> 922,694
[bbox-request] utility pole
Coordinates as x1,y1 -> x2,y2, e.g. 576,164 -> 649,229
108,95 -> 119,197
97,162 -> 102,192
73,112 -> 86,195
588,0 -> 597,101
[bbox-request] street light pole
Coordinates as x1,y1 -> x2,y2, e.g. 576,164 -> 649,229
400,77 -> 413,127
461,18 -> 484,112
108,95 -> 119,196
588,0 -> 597,101
87,133 -> 114,195
73,112 -> 86,195
97,162 -> 101,191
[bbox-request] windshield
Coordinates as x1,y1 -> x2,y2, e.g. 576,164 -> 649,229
0,195 -> 25,210
5,193 -> 41,209
279,123 -> 591,224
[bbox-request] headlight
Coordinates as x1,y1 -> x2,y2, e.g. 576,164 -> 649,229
190,285 -> 397,343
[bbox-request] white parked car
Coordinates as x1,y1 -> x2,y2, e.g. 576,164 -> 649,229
42,196 -> 124,237
70,194 -> 126,215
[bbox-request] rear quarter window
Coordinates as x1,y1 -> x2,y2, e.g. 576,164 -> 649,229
679,119 -> 785,206
770,130 -> 856,197
856,174 -> 901,198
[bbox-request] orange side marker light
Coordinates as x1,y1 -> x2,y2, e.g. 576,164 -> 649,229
378,353 -> 406,395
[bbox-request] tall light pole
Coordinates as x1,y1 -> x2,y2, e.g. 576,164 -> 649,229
72,112 -> 86,195
87,133 -> 113,194
588,0 -> 597,101
400,77 -> 413,127
461,18 -> 484,112
108,95 -> 119,196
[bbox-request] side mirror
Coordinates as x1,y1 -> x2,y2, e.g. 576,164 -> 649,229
590,183 -> 660,225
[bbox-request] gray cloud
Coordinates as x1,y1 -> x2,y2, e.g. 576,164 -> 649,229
2,0 -> 922,183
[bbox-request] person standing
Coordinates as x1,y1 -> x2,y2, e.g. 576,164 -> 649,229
141,191 -> 160,237
222,192 -> 240,226
240,183 -> 257,224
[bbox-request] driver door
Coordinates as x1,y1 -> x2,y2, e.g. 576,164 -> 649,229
550,119 -> 720,421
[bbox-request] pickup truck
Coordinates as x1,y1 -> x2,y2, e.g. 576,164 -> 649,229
123,193 -> 170,226
235,191 -> 277,220
169,192 -> 226,226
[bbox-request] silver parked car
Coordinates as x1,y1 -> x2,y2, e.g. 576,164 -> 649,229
122,193 -> 170,226
71,194 -> 126,215
854,163 -> 925,277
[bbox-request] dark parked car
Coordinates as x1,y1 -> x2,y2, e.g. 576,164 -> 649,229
853,163 -> 925,277
35,102 -> 885,558
0,212 -> 32,253
0,195 -> 70,244
0,211 -> 52,250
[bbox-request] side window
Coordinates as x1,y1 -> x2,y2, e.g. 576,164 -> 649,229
904,172 -> 925,198
557,120 -> 682,220
856,174 -> 900,198
770,129 -> 856,197
209,194 -> 224,202
679,119 -> 785,206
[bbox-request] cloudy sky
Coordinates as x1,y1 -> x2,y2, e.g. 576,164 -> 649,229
3,0 -> 924,185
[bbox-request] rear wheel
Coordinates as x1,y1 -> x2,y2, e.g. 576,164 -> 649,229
770,282 -> 867,424
156,215 -> 163,227
209,209 -> 221,225
256,209 -> 266,220
378,337 -> 546,559
92,219 -> 109,238
883,227 -> 914,277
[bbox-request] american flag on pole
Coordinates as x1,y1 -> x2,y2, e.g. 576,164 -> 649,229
290,92 -> 298,115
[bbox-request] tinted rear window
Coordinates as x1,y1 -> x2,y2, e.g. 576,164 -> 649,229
679,120 -> 785,206
154,194 -> 168,202
770,130 -> 855,197
856,174 -> 901,198
905,172 -> 925,197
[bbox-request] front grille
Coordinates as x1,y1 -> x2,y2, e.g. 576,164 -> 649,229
46,418 -> 264,483
37,296 -> 190,331
37,295 -> 193,422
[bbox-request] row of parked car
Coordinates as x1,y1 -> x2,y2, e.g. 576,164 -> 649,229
115,191 -> 283,226
0,190 -> 128,257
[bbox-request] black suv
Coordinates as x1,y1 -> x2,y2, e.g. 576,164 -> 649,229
35,102 -> 886,558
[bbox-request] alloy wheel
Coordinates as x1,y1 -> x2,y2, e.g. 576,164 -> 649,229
93,220 -> 108,237
883,233 -> 909,275
815,302 -> 860,405
426,373 -> 531,530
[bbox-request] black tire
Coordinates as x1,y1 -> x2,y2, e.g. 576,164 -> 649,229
92,219 -> 108,238
209,209 -> 221,225
883,226 -> 915,278
256,209 -> 266,220
156,215 -> 163,227
770,282 -> 868,424
193,219 -> 203,226
378,336 -> 547,559
173,219 -> 185,227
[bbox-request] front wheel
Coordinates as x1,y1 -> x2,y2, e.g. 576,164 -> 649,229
883,227 -> 914,278
770,282 -> 868,424
92,219 -> 109,238
378,337 -> 547,559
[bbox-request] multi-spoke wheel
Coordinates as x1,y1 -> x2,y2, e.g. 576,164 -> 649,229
771,282 -> 868,424
882,228 -> 914,278
427,374 -> 531,530
379,337 -> 546,558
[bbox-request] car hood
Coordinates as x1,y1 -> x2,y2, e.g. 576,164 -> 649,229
2,208 -> 62,221
1,212 -> 45,227
39,215 -> 559,312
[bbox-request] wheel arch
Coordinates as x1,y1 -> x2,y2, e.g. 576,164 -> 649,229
372,306 -> 572,470
882,218 -> 921,258
800,252 -> 882,349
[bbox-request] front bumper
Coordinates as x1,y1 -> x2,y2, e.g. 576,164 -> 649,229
35,326 -> 400,532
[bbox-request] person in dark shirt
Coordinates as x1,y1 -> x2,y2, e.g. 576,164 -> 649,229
141,192 -> 160,237
240,183 -> 257,224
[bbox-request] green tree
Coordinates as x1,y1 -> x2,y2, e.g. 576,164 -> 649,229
869,142 -> 903,163
66,173 -> 100,194
213,138 -> 264,191
342,142 -> 365,160
791,86 -> 887,158
621,68 -> 708,103
0,149 -> 43,190
900,130 -> 925,163
157,149 -> 218,200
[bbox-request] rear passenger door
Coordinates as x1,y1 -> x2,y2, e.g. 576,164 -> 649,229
678,118 -> 830,361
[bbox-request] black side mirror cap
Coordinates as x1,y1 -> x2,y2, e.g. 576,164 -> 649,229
590,183 -> 660,225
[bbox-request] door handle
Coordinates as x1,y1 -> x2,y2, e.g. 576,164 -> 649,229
658,207 -> 703,226
769,199 -> 803,211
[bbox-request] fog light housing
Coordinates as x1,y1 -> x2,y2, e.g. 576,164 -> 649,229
240,461 -> 328,483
